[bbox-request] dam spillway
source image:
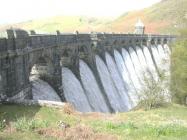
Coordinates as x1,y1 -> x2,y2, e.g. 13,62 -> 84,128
59,45 -> 170,112
0,29 -> 174,112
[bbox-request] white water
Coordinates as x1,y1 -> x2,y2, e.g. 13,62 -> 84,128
79,60 -> 110,112
62,67 -> 92,112
128,47 -> 144,84
162,44 -> 171,74
151,45 -> 164,71
157,45 -> 170,72
114,50 -> 136,107
163,44 -> 171,56
143,46 -> 158,79
122,48 -> 142,93
105,52 -> 131,110
31,76 -> 61,102
95,55 -> 122,112
157,45 -> 171,100
135,46 -> 149,74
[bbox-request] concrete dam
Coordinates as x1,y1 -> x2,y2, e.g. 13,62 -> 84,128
0,28 -> 175,113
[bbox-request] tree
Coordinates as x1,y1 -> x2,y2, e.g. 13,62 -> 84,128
171,32 -> 187,104
137,70 -> 169,110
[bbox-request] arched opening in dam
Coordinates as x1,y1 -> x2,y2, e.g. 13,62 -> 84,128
30,57 -> 61,102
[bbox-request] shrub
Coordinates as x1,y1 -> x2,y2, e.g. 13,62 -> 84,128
171,34 -> 187,104
137,70 -> 168,110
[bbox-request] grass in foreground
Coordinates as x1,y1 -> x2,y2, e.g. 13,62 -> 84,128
0,103 -> 187,140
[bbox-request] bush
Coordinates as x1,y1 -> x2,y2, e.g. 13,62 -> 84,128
171,33 -> 187,104
137,71 -> 168,110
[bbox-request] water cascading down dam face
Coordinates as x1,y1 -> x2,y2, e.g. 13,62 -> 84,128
60,45 -> 170,113
31,76 -> 61,102
122,48 -> 142,99
79,60 -> 110,113
105,52 -> 131,110
142,46 -> 158,80
62,67 -> 92,112
114,50 -> 136,107
95,55 -> 123,112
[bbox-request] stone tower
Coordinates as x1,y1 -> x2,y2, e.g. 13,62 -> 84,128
134,19 -> 145,34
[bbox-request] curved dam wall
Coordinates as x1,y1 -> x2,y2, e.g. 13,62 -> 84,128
0,29 -> 174,112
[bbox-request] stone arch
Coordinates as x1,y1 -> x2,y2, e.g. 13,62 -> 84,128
121,40 -> 125,44
30,56 -> 54,76
157,39 -> 161,44
60,50 -> 71,67
142,39 -> 147,46
151,39 -> 155,45
163,38 -> 168,44
62,49 -> 69,57
135,39 -> 140,46
79,45 -> 85,52
113,40 -> 117,45
29,51 -> 55,78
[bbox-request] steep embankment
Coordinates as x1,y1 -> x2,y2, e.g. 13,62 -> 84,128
106,0 -> 187,34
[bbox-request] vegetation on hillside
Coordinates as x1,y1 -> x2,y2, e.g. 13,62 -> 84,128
0,104 -> 187,140
171,27 -> 187,104
0,16 -> 112,33
102,0 -> 187,34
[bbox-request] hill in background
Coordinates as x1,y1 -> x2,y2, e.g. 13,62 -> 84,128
0,0 -> 186,34
0,16 -> 112,33
103,0 -> 187,34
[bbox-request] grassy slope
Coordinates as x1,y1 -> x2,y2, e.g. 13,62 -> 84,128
0,104 -> 187,140
101,0 -> 187,34
0,16 -> 111,33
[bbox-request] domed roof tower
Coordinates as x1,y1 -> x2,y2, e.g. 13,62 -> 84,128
134,19 -> 145,34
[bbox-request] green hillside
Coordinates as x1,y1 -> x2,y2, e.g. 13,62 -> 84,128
0,16 -> 112,33
105,0 -> 187,34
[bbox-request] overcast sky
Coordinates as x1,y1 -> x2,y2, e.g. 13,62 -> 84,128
0,0 -> 161,24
